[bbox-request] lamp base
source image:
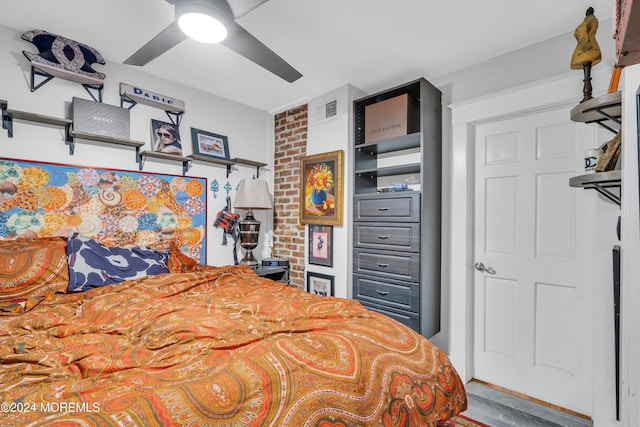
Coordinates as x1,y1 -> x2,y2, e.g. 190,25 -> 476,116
238,211 -> 260,268
239,249 -> 259,268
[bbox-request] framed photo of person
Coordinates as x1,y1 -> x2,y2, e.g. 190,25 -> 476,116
308,225 -> 333,266
151,119 -> 182,155
190,128 -> 230,161
306,272 -> 334,297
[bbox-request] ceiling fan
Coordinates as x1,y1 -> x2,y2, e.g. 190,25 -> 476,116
124,0 -> 302,83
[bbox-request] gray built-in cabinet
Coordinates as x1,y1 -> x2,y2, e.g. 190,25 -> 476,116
352,78 -> 442,338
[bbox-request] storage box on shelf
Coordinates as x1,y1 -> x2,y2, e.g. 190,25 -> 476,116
352,78 -> 442,338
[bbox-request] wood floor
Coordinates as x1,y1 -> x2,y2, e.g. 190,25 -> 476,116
460,381 -> 593,427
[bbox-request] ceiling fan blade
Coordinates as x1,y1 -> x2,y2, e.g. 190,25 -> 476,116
222,22 -> 302,82
226,0 -> 269,19
124,21 -> 188,66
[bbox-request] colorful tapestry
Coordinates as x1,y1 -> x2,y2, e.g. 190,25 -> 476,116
0,158 -> 206,262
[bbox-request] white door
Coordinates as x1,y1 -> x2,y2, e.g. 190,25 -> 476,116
473,106 -> 596,415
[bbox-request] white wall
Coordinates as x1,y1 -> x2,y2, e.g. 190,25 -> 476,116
620,63 -> 640,427
305,84 -> 365,298
0,24 -> 273,266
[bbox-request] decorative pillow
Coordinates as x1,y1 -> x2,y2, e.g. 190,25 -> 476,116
67,234 -> 169,292
167,243 -> 200,273
0,237 -> 69,303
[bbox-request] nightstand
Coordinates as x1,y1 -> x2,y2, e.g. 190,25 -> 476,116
254,265 -> 289,284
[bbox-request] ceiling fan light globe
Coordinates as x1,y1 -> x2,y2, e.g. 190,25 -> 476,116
178,12 -> 227,43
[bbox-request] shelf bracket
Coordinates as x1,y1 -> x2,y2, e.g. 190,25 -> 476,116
29,67 -> 104,102
182,159 -> 191,176
29,67 -> 54,92
165,111 -> 183,127
1,100 -> 13,138
120,95 -> 137,110
226,164 -> 232,178
82,84 -> 104,103
120,95 -> 183,126
584,183 -> 621,207
64,123 -> 74,154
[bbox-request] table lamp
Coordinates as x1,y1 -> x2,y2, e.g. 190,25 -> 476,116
233,178 -> 273,267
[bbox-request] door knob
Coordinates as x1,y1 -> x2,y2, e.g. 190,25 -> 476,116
474,262 -> 496,274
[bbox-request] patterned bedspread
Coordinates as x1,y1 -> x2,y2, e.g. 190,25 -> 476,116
0,265 -> 466,426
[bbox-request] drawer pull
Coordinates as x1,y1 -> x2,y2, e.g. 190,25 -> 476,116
377,263 -> 390,268
377,207 -> 389,211
376,290 -> 389,296
377,235 -> 390,239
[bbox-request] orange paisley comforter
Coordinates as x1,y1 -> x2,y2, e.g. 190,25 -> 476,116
0,265 -> 466,426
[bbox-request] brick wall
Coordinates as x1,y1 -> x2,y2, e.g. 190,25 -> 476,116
273,104 -> 308,288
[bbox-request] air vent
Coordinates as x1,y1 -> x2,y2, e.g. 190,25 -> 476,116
312,99 -> 338,124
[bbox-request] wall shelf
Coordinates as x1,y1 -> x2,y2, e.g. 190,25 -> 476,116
2,99 -> 268,179
569,170 -> 621,206
187,154 -> 235,177
2,100 -> 72,140
231,157 -> 267,178
139,151 -> 192,176
570,91 -> 621,134
68,129 -> 145,155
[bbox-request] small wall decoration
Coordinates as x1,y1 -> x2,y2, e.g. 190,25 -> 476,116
152,119 -> 182,155
190,128 -> 230,161
120,83 -> 185,113
308,225 -> 333,266
307,271 -> 334,297
0,158 -> 207,262
21,30 -> 105,89
300,150 -> 343,225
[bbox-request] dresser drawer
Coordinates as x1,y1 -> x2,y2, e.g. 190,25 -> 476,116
353,274 -> 419,313
357,300 -> 420,332
353,249 -> 419,281
354,222 -> 420,252
353,193 -> 420,222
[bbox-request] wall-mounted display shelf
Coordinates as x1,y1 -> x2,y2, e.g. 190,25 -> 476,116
1,99 -> 71,140
187,154 -> 236,177
186,156 -> 267,178
119,83 -> 185,126
69,129 -> 145,155
139,151 -> 192,176
2,100 -> 147,157
570,91 -> 621,134
569,170 -> 621,206
231,157 -> 267,178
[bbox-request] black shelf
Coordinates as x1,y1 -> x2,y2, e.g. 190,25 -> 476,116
355,162 -> 421,177
355,133 -> 422,155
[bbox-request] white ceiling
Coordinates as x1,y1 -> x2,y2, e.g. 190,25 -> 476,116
0,0 -> 615,113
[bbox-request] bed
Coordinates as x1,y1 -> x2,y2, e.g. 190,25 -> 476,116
0,234 -> 467,426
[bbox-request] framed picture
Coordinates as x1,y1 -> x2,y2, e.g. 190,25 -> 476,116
300,150 -> 343,225
306,271 -> 334,297
190,127 -> 230,161
151,119 -> 182,155
308,225 -> 333,266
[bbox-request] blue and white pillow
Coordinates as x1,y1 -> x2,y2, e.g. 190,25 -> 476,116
67,234 -> 169,292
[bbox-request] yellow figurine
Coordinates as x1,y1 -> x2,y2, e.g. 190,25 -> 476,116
571,7 -> 602,102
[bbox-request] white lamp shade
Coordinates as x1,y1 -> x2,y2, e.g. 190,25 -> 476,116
234,179 -> 272,210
